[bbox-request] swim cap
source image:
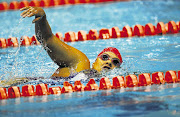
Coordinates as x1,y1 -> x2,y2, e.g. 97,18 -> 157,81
97,47 -> 123,63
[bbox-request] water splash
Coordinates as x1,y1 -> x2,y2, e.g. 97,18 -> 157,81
0,17 -> 34,81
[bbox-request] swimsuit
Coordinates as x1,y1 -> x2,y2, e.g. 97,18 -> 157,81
4,69 -> 101,87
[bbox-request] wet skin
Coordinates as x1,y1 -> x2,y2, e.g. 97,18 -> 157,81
0,7 -> 123,87
92,52 -> 121,72
20,7 -> 90,77
20,7 -> 121,78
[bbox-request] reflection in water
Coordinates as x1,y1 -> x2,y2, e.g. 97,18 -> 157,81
14,98 -> 21,105
0,83 -> 179,117
36,95 -> 48,103
23,96 -> 34,103
0,99 -> 7,106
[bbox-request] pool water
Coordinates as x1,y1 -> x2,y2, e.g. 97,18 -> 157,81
0,0 -> 180,117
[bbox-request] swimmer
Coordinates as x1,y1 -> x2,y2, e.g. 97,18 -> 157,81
20,7 -> 122,78
1,7 -> 123,87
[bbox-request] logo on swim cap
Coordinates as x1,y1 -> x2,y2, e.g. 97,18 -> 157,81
97,47 -> 123,63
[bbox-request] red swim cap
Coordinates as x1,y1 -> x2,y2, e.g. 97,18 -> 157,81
97,47 -> 123,63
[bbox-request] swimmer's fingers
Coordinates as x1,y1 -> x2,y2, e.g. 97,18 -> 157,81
27,12 -> 36,17
20,9 -> 30,17
21,7 -> 45,17
20,7 -> 45,23
32,17 -> 41,23
21,7 -> 35,18
20,6 -> 33,16
20,6 -> 31,11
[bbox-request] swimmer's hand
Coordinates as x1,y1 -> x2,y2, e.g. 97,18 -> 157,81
20,7 -> 45,23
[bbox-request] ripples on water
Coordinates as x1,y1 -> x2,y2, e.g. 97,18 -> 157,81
0,1 -> 180,81
0,83 -> 180,117
0,1 -> 180,116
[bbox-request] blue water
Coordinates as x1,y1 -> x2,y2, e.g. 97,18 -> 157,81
0,0 -> 180,117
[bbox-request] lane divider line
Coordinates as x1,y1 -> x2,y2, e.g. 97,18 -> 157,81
0,70 -> 180,100
0,20 -> 180,48
0,0 -> 128,11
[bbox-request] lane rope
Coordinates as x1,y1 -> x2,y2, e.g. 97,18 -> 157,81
0,70 -> 180,99
0,21 -> 180,48
0,0 -> 129,11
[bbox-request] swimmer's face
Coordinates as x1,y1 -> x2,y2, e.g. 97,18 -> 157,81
92,52 -> 121,72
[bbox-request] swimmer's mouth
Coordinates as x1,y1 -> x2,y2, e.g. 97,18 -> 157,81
103,66 -> 111,70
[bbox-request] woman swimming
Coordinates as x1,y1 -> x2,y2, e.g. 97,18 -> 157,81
20,6 -> 123,78
0,6 -> 123,87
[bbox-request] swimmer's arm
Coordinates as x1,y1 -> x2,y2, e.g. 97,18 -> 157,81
20,7 -> 52,44
46,35 -> 90,69
45,34 -> 91,76
20,7 -> 90,70
20,7 -> 72,63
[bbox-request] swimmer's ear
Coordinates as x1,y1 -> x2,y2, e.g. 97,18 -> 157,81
32,17 -> 41,23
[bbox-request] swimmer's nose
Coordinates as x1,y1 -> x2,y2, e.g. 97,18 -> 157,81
106,62 -> 112,67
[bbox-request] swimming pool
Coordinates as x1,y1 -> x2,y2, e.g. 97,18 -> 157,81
0,0 -> 180,117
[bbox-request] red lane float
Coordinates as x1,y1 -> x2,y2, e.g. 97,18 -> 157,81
165,70 -> 178,83
8,86 -> 21,98
125,74 -> 138,87
152,72 -> 165,84
89,0 -> 102,3
36,83 -> 49,95
61,81 -> 73,93
99,28 -> 111,39
39,0 -> 49,7
134,24 -> 145,37
0,87 -> 8,99
84,79 -> 99,91
7,37 -> 18,47
122,26 -> 133,37
59,0 -> 70,5
9,1 -> 19,10
64,31 -> 77,42
88,29 -> 99,40
0,38 -> 7,48
0,2 -> 8,11
20,36 -> 30,46
78,30 -> 87,41
49,0 -> 59,6
19,1 -> 29,9
111,27 -> 121,38
99,77 -> 111,90
167,21 -> 178,34
156,22 -> 166,35
30,35 -> 40,45
69,0 -> 80,4
29,0 -> 40,7
138,73 -> 151,86
55,32 -> 64,41
49,86 -> 61,94
79,0 -> 88,3
74,80 -> 85,91
176,21 -> 180,32
112,76 -> 125,89
145,23 -> 156,36
22,85 -> 35,96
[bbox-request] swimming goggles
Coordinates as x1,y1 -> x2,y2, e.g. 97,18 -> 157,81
99,54 -> 121,67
